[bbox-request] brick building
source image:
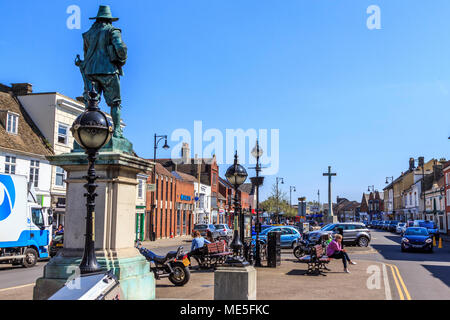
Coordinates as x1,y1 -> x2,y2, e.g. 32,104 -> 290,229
146,163 -> 176,240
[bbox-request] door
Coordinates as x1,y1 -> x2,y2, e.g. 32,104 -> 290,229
343,224 -> 358,242
281,227 -> 297,247
135,212 -> 145,241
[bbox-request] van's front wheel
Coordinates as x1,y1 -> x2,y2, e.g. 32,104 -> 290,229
22,248 -> 38,268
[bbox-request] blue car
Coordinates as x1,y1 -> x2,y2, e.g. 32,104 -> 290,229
252,224 -> 272,236
414,220 -> 439,238
252,226 -> 302,248
401,227 -> 433,253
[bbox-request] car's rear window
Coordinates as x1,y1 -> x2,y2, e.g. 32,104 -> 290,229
194,225 -> 208,230
215,225 -> 226,229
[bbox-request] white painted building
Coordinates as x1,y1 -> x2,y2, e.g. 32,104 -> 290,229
16,84 -> 123,227
0,84 -> 54,211
193,181 -> 211,224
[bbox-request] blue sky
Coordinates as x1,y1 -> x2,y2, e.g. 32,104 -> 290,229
2,0 -> 450,204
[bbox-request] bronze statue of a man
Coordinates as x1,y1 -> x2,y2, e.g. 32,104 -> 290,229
75,5 -> 127,138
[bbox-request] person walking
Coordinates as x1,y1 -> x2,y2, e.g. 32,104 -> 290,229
326,234 -> 356,273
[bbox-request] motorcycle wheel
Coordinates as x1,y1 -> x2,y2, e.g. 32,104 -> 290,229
293,246 -> 305,259
169,262 -> 191,286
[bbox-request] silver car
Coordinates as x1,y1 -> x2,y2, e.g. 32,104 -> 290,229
308,222 -> 371,247
214,224 -> 233,239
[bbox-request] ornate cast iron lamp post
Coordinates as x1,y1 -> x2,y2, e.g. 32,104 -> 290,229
250,140 -> 264,267
149,134 -> 169,241
71,86 -> 113,274
225,151 -> 249,266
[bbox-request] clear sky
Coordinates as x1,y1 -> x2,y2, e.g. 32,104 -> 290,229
2,0 -> 450,204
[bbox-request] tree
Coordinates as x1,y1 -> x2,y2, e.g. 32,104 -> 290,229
260,183 -> 297,220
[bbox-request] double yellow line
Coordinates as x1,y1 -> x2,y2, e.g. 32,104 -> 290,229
386,263 -> 411,300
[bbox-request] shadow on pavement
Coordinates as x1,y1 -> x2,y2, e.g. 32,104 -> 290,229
421,264 -> 450,287
286,269 -> 325,276
371,243 -> 450,262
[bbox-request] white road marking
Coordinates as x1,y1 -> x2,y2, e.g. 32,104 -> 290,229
382,263 -> 392,300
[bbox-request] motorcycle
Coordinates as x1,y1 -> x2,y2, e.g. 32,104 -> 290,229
293,239 -> 315,259
135,241 -> 191,286
293,234 -> 330,259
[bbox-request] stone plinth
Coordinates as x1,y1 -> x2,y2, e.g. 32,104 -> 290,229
214,266 -> 257,300
33,151 -> 155,300
325,215 -> 339,224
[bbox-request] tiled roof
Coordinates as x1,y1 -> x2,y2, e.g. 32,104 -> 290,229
238,183 -> 254,195
172,170 -> 197,183
0,88 -> 53,157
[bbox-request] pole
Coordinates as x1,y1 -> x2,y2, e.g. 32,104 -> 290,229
422,165 -> 425,220
150,134 -> 157,241
255,153 -> 261,267
79,151 -> 102,274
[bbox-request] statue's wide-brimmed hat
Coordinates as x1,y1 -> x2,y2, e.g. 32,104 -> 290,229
90,5 -> 119,21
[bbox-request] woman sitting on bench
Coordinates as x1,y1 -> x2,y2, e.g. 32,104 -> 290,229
326,234 -> 357,273
188,230 -> 211,260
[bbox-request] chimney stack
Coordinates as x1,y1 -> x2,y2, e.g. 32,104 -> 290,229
409,157 -> 415,171
181,142 -> 190,164
11,83 -> 32,95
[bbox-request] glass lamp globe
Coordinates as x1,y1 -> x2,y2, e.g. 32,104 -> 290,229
71,87 -> 113,151
251,140 -> 263,159
72,110 -> 113,151
225,152 -> 248,187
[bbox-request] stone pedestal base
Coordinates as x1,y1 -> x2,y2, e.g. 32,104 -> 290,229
34,150 -> 155,300
33,248 -> 155,300
214,266 -> 257,300
324,215 -> 338,224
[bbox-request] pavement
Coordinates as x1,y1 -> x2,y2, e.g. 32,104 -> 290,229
1,231 -> 449,300
141,235 -> 193,249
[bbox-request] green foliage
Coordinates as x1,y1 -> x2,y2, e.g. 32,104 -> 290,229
260,183 -> 298,217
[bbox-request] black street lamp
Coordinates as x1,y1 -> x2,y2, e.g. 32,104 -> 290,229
149,134 -> 170,241
275,177 -> 284,223
225,151 -> 248,267
250,140 -> 264,267
71,86 -> 113,274
289,186 -> 296,208
385,176 -> 394,221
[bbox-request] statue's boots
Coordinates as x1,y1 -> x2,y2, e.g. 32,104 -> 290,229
111,105 -> 124,138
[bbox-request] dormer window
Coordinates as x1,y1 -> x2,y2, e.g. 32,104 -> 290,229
6,112 -> 18,134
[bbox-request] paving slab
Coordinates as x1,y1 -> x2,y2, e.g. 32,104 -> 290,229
156,258 -> 388,300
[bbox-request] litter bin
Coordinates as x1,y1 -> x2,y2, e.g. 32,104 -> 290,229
267,230 -> 281,268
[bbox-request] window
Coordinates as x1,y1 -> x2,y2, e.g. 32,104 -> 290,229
137,179 -> 143,199
5,156 -> 16,174
6,113 -> 18,134
155,174 -> 158,201
447,190 -> 450,206
165,179 -> 168,201
31,208 -> 44,227
29,160 -> 40,188
58,124 -> 69,145
55,166 -> 66,187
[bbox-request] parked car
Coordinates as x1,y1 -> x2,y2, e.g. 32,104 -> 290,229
396,222 -> 407,235
388,220 -> 399,232
252,224 -> 272,236
307,222 -> 371,247
252,226 -> 302,248
193,224 -> 220,240
368,220 -> 379,228
381,221 -> 390,230
214,224 -> 233,239
401,227 -> 433,253
49,232 -> 64,258
413,220 -> 439,238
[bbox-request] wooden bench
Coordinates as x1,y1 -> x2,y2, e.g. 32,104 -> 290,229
191,240 -> 233,269
297,244 -> 331,275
